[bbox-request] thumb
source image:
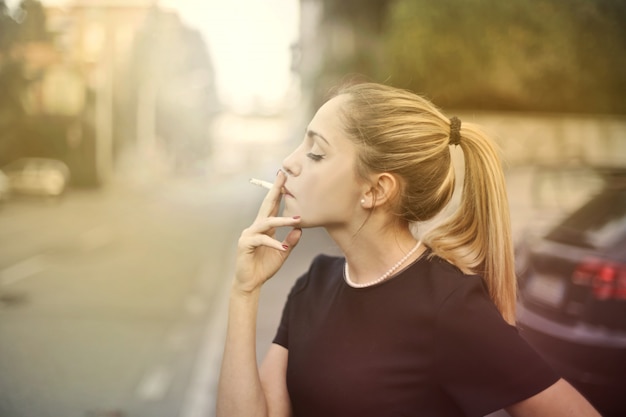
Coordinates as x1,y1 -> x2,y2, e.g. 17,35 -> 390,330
282,228 -> 302,252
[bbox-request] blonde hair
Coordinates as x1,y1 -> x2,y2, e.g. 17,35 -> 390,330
335,83 -> 517,324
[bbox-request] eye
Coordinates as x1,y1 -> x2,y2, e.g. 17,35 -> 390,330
306,152 -> 325,161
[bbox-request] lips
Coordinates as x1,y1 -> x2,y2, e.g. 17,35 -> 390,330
283,185 -> 294,198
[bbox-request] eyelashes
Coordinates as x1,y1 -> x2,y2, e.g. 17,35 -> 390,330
306,152 -> 325,161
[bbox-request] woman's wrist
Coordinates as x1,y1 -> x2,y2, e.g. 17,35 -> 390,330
230,280 -> 263,299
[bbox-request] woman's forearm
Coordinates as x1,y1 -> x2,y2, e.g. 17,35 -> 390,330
216,288 -> 268,417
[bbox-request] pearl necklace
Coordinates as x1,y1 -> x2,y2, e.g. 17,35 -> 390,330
344,241 -> 422,288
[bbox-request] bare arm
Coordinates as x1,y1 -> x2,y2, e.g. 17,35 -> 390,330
506,378 -> 601,417
216,171 -> 301,417
217,289 -> 268,417
260,344 -> 292,417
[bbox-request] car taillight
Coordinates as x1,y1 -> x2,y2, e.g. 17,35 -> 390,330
572,259 -> 626,300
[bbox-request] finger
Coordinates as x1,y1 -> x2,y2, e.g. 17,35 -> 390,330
282,228 -> 302,250
241,233 -> 288,252
256,170 -> 287,219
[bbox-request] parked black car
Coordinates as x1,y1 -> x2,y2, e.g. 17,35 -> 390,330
515,168 -> 626,417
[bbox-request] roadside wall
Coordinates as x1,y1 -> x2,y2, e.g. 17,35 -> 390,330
458,112 -> 626,167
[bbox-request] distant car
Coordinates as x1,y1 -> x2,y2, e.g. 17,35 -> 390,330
515,167 -> 626,417
2,158 -> 70,197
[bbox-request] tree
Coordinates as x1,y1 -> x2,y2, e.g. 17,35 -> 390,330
381,0 -> 626,113
0,2 -> 25,165
0,1 -> 18,49
0,0 -> 55,166
15,0 -> 50,42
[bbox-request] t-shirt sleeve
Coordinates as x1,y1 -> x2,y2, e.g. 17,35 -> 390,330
272,289 -> 292,348
272,269 -> 311,349
435,276 -> 559,417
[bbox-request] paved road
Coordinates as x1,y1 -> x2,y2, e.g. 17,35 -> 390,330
0,172 -> 263,417
0,109 -> 300,417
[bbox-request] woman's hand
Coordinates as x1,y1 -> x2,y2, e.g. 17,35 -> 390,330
234,170 -> 302,294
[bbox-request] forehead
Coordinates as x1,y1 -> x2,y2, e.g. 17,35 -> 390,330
308,94 -> 350,138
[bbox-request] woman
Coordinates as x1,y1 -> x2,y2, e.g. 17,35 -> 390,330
217,83 -> 600,417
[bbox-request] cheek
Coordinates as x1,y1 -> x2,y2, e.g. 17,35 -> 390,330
313,169 -> 360,210
327,165 -> 360,197
287,160 -> 361,216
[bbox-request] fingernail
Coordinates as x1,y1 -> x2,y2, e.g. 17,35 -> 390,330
276,169 -> 283,177
282,244 -> 289,250
292,216 -> 301,220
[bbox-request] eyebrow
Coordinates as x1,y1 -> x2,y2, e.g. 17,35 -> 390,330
306,128 -> 330,146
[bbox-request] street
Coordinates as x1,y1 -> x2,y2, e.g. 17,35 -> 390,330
0,169 -> 267,417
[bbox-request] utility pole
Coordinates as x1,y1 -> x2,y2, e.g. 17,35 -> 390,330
94,9 -> 114,184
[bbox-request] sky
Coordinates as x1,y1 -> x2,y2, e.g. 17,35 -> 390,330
10,0 -> 300,111
161,0 -> 300,110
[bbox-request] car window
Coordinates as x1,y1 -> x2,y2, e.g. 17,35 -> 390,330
546,188 -> 626,249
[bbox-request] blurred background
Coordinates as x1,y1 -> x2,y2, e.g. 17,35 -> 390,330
0,1 -> 624,416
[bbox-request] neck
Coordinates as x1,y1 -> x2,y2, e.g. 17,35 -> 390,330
327,218 -> 422,286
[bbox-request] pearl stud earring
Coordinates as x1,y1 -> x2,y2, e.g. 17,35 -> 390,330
361,199 -> 366,205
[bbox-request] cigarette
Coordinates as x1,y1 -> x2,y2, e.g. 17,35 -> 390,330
249,178 -> 274,190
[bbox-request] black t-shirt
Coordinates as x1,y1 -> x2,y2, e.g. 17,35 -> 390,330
273,252 -> 559,417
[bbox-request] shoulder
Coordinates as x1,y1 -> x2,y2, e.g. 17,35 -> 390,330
421,254 -> 508,333
419,252 -> 488,307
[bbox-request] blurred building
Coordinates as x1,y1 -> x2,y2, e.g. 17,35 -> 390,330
1,0 -> 218,186
42,0 -> 159,184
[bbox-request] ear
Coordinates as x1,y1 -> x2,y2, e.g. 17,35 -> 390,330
363,173 -> 400,209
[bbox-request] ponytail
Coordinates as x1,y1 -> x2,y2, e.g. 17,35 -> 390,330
423,121 -> 517,324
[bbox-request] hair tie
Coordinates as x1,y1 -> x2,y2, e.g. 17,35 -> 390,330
449,116 -> 462,146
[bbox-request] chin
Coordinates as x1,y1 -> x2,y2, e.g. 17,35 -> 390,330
281,207 -> 297,219
282,199 -> 298,214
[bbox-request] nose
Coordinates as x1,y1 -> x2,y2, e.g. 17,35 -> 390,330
281,145 -> 301,177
